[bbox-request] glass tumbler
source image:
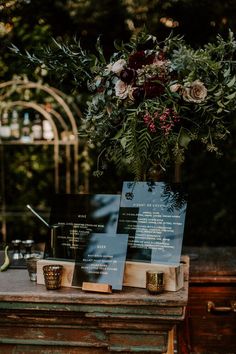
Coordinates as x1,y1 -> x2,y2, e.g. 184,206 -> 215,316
26,253 -> 43,281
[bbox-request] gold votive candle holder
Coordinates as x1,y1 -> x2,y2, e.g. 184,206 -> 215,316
43,264 -> 63,290
146,270 -> 164,295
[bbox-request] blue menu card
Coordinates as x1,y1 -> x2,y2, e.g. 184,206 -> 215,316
117,182 -> 187,265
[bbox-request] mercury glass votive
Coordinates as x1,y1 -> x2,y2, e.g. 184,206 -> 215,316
146,270 -> 165,295
43,264 -> 63,290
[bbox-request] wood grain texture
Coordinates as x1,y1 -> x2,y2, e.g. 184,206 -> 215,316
183,246 -> 236,280
82,282 -> 112,293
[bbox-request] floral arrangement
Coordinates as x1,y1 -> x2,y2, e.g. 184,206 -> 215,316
83,31 -> 236,180
15,30 -> 236,180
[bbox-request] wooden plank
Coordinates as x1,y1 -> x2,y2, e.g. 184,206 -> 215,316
108,331 -> 168,353
0,326 -> 107,346
166,328 -> 175,354
82,282 -> 112,293
0,345 -> 107,354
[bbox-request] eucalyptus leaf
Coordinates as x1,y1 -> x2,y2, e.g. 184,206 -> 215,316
223,66 -> 231,78
226,91 -> 236,100
227,75 -> 236,88
178,128 -> 192,149
120,137 -> 127,149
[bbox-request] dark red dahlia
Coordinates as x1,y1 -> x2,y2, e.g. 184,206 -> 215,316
120,68 -> 136,84
132,87 -> 145,102
128,51 -> 155,70
144,82 -> 165,98
128,51 -> 145,70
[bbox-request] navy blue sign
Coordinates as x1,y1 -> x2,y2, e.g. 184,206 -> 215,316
48,194 -> 128,290
49,194 -> 121,260
117,182 -> 187,265
72,233 -> 128,290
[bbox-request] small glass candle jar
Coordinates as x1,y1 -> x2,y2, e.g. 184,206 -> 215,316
43,264 -> 63,290
146,270 -> 165,294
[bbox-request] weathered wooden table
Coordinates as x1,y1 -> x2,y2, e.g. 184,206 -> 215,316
0,266 -> 188,353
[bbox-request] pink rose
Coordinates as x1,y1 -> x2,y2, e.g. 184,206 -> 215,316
182,80 -> 207,103
114,80 -> 129,99
111,59 -> 126,74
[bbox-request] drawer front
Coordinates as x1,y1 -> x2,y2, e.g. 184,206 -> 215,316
187,285 -> 236,354
0,308 -> 172,353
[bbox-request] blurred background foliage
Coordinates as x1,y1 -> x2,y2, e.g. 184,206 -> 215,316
0,0 -> 235,246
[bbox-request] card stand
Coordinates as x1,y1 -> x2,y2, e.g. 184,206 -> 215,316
123,260 -> 184,292
82,282 -> 112,294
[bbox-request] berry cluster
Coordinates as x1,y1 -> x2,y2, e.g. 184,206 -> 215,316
143,108 -> 180,135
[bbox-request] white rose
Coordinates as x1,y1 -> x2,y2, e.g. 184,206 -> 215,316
170,83 -> 182,93
105,63 -> 113,73
115,80 -> 128,99
182,80 -> 207,103
111,59 -> 126,74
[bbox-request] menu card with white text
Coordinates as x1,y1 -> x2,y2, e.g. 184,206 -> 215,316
117,181 -> 187,265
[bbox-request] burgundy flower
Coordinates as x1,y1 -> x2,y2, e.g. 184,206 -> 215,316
128,51 -> 155,70
128,51 -> 145,69
145,53 -> 156,65
144,82 -> 165,98
132,87 -> 144,102
120,68 -> 136,84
